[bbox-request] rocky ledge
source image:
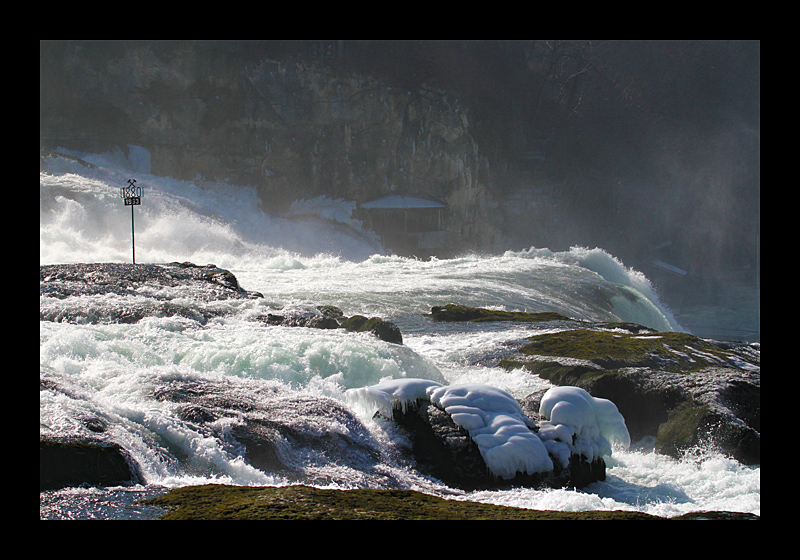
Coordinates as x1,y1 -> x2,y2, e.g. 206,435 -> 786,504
438,305 -> 760,465
40,262 -> 402,343
40,262 -> 261,325
430,303 -> 574,324
140,483 -> 758,520
40,262 -> 262,301
41,374 -> 609,494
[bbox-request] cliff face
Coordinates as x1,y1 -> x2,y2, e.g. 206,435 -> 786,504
40,40 -> 506,255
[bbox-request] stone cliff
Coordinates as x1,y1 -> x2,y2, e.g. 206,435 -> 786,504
40,40 -> 510,256
41,40 -> 761,271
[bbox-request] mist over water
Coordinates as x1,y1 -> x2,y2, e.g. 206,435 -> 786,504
39,152 -> 758,519
40,151 -> 679,330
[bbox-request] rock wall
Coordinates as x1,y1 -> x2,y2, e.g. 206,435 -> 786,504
40,40 -> 508,255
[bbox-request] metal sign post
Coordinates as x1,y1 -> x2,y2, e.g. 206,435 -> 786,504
120,179 -> 142,264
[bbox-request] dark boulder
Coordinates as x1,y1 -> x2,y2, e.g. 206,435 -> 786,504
341,315 -> 403,344
260,312 -> 340,330
40,439 -> 143,491
257,310 -> 401,343
316,305 -> 345,320
430,304 -> 574,324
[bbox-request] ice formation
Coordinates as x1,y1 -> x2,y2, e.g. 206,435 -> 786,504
347,379 -> 630,480
347,378 -> 444,419
537,386 -> 630,467
427,383 -> 554,479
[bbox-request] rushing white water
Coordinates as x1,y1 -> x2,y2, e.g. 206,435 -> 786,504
39,148 -> 759,519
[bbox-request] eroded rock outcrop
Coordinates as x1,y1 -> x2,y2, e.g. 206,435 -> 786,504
152,377 -> 395,489
40,263 -> 403,343
428,304 -> 763,465
426,305 -> 760,464
40,262 -> 262,325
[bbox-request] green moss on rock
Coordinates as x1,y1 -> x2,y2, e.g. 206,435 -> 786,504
499,327 -> 758,461
499,360 -> 602,385
429,304 -> 574,323
512,329 -> 732,372
340,315 -> 403,344
655,401 -> 713,457
141,484 -> 665,520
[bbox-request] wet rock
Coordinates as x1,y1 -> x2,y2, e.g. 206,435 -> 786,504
499,327 -> 760,464
152,378 -> 387,488
40,262 -> 262,301
256,308 -> 401,342
429,304 -> 574,323
41,263 -> 405,343
340,315 -> 403,344
40,262 -> 262,325
40,439 -> 143,491
316,305 -> 344,319
260,312 -> 340,330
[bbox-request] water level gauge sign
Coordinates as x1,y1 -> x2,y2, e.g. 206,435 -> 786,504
121,178 -> 142,205
120,179 -> 143,264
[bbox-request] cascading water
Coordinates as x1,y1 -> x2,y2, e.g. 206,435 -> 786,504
39,149 -> 758,519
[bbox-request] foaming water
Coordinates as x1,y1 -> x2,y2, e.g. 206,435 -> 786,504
466,444 -> 759,517
40,153 -> 382,267
40,152 -> 677,330
40,150 -> 757,518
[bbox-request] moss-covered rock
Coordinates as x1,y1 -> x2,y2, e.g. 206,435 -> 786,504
340,315 -> 403,344
141,483 -> 666,520
510,329 -> 735,372
141,483 -> 758,520
429,304 -> 574,323
655,401 -> 713,457
498,327 -> 760,464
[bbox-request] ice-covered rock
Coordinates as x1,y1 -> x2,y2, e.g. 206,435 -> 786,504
347,379 -> 626,489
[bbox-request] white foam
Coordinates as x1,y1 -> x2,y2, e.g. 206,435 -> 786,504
40,155 -> 385,266
508,246 -> 681,331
